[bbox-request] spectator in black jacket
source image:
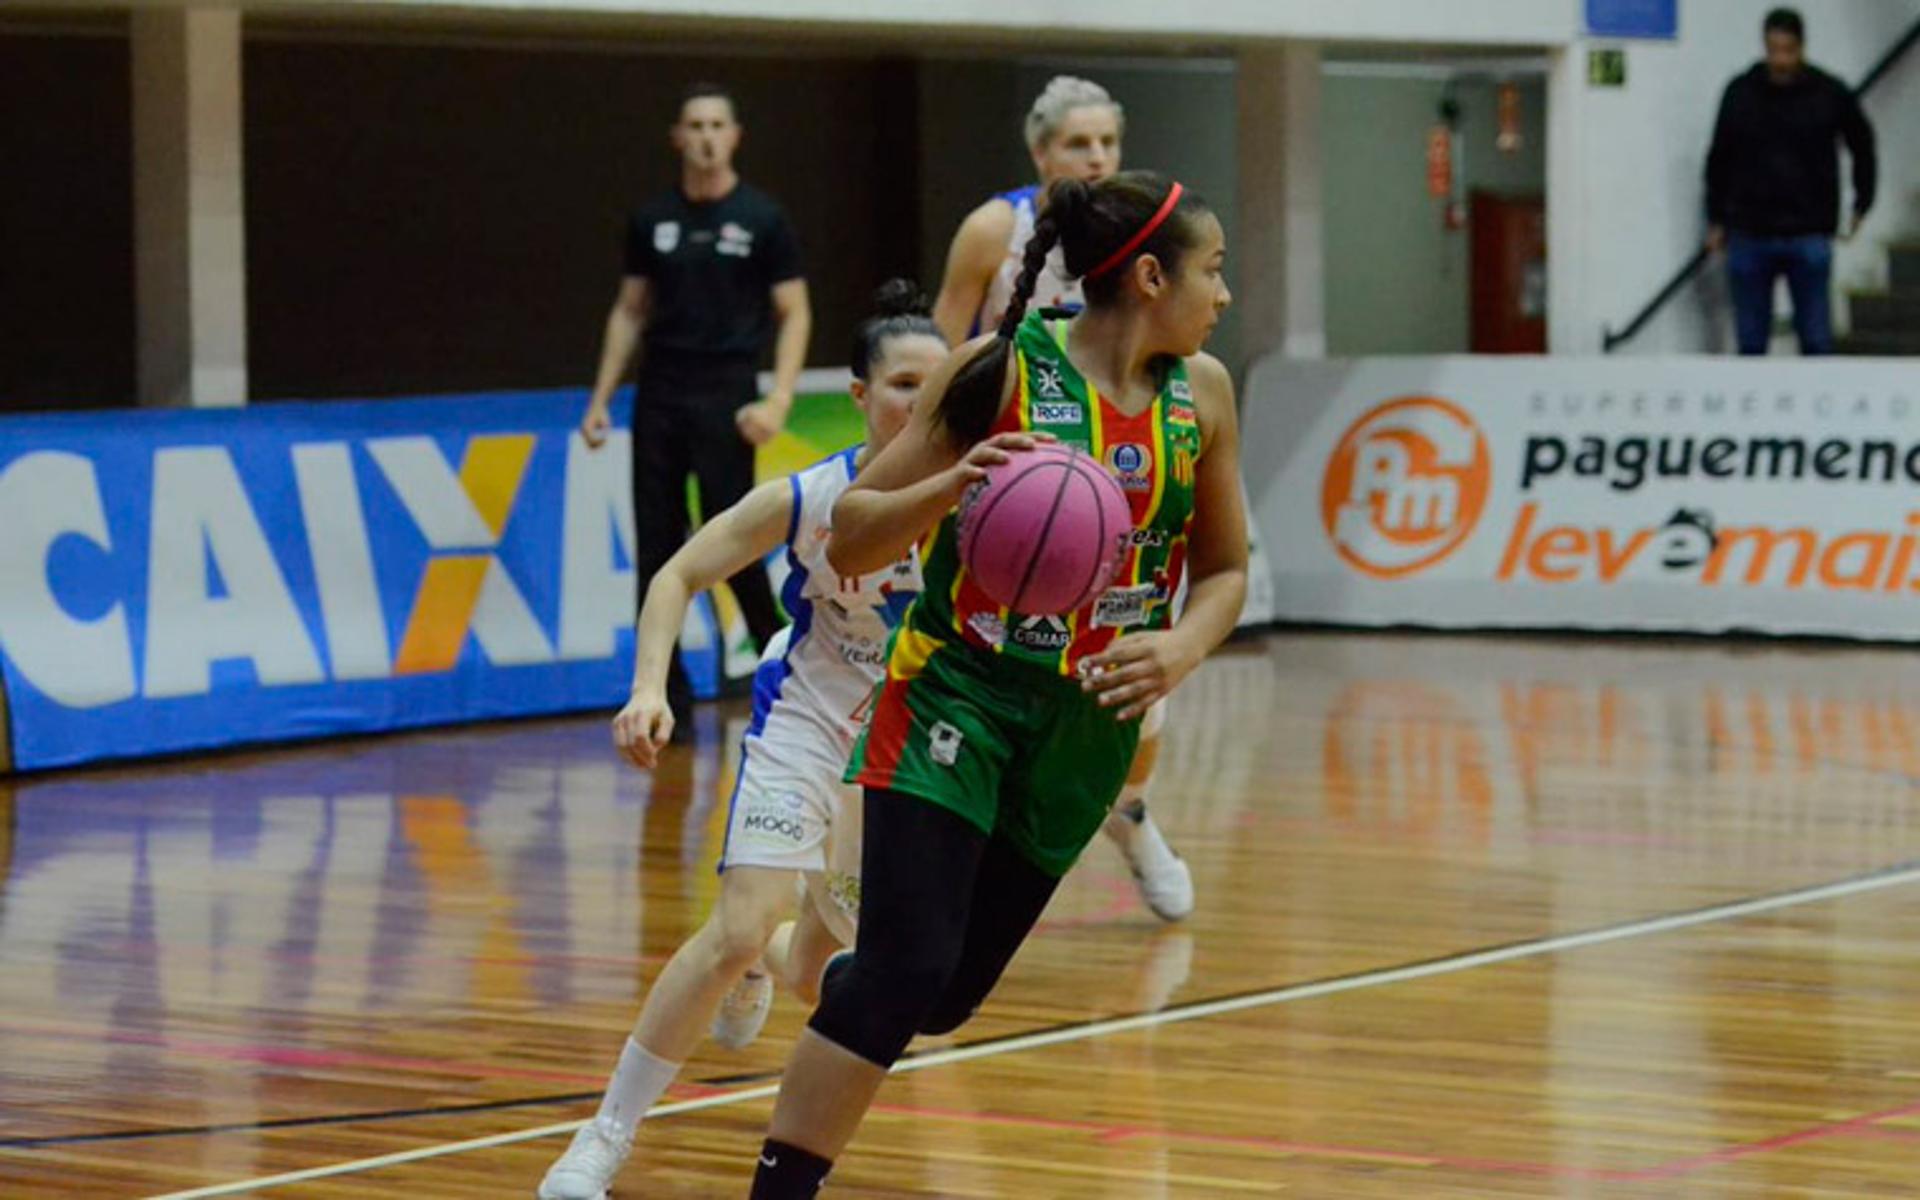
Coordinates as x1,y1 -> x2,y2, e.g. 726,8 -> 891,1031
1704,7 -> 1876,355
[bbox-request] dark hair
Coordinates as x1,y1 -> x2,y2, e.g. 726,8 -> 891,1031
850,278 -> 942,380
1764,7 -> 1804,41
934,170 -> 1212,445
679,82 -> 737,120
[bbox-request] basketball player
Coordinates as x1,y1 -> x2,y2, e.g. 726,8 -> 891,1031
748,171 -> 1247,1197
536,283 -> 943,1200
934,74 -> 1193,922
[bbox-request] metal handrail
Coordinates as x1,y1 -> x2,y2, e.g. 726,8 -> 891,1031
1601,17 -> 1920,353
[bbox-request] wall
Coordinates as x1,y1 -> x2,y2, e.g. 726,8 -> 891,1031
135,0 -> 1582,47
1551,0 -> 1920,355
0,29 -> 134,411
917,55 -> 1243,368
1322,72 -> 1547,355
243,35 -> 911,400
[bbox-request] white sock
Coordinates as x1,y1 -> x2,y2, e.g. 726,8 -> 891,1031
595,1038 -> 681,1138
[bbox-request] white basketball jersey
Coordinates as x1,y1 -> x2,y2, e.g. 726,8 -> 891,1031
748,447 -> 922,746
978,185 -> 1083,336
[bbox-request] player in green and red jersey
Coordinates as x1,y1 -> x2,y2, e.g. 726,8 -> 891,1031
746,171 -> 1248,1198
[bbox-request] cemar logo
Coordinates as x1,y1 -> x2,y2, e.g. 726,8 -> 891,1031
653,221 -> 680,253
1320,396 -> 1490,579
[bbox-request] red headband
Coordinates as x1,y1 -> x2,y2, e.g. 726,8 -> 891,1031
1083,182 -> 1185,282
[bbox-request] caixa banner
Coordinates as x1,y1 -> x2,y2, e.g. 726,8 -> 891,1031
1244,357 -> 1920,640
0,389 -> 770,773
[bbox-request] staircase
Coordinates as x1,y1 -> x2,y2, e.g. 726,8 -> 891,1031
1841,243 -> 1920,355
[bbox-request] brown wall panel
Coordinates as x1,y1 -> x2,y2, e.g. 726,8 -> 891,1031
244,38 -> 914,400
0,31 -> 134,412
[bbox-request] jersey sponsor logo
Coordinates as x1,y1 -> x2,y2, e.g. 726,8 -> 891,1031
1092,586 -> 1151,629
1032,362 -> 1067,400
1092,570 -> 1174,629
739,793 -> 814,848
1012,614 -> 1071,651
838,640 -> 887,669
929,720 -> 965,766
1107,443 -> 1154,492
1170,378 -> 1193,402
653,221 -> 681,253
1128,527 -> 1170,548
718,221 -> 755,258
967,610 -> 1008,647
1032,400 -> 1084,425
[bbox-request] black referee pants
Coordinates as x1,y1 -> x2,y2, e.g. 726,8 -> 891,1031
629,356 -> 784,712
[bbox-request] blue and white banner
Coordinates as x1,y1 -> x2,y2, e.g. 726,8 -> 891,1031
0,389 -> 746,772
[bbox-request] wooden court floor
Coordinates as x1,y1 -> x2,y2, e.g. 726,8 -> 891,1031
4,630 -> 1920,1198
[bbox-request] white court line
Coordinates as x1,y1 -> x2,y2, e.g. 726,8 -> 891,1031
144,859 -> 1920,1200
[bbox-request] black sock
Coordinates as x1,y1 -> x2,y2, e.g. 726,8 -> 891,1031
749,1138 -> 833,1198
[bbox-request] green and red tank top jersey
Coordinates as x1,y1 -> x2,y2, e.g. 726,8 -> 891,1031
911,309 -> 1202,675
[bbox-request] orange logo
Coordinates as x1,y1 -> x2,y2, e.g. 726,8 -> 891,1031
1320,396 -> 1491,579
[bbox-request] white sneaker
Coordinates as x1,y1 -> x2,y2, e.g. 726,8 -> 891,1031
537,1119 -> 631,1200
1110,807 -> 1194,923
711,968 -> 774,1050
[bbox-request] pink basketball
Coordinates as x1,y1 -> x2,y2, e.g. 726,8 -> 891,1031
957,443 -> 1133,616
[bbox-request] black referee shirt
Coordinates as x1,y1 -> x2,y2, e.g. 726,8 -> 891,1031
624,183 -> 803,362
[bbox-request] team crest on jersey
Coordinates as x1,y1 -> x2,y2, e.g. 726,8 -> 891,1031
929,721 -> 965,767
1106,443 -> 1154,492
1032,400 -> 1083,425
1032,362 -> 1067,400
653,221 -> 681,253
1169,378 -> 1193,402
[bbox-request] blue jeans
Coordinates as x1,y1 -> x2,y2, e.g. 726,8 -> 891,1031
1726,232 -> 1833,356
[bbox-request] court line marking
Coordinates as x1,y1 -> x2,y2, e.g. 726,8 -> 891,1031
140,856 -> 1920,1200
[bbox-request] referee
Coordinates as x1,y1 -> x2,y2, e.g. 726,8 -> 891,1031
580,83 -> 811,717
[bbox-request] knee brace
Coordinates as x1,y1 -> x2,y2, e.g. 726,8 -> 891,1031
806,954 -> 955,1067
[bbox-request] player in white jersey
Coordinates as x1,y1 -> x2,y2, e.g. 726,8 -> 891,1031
537,281 -> 944,1200
932,74 -> 1196,924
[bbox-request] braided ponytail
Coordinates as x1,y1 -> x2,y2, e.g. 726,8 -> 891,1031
934,180 -> 1087,446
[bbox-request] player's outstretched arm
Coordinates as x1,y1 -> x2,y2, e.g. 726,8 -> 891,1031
615,479 -> 792,768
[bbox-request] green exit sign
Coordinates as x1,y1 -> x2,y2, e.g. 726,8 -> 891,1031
1589,48 -> 1628,87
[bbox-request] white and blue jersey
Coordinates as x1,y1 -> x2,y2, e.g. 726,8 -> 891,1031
977,184 -> 1085,337
719,446 -> 921,941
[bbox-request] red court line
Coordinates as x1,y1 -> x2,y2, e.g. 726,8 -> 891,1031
1848,1124 -> 1920,1143
1626,1097 -> 1920,1180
